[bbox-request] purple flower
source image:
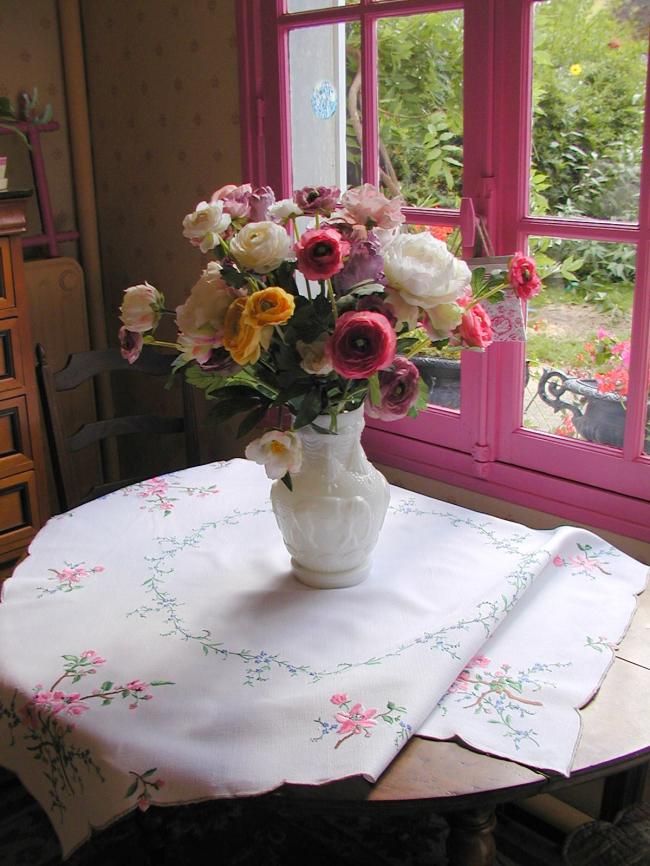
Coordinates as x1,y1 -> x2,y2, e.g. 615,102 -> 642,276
199,347 -> 241,375
365,356 -> 420,421
249,186 -> 276,222
293,185 -> 340,216
332,233 -> 385,294
355,294 -> 397,327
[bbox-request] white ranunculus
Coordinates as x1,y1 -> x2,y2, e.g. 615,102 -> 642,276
182,200 -> 231,253
382,232 -> 471,309
424,301 -> 464,338
245,430 -> 303,480
268,198 -> 303,221
175,266 -> 233,343
229,221 -> 294,274
119,281 -> 165,333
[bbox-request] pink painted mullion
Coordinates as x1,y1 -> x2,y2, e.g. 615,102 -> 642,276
402,206 -> 461,225
622,39 -> 650,459
520,217 -> 639,245
491,0 -> 534,463
279,0 -> 462,29
360,11 -> 379,186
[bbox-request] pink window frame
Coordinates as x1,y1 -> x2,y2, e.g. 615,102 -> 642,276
237,0 -> 650,542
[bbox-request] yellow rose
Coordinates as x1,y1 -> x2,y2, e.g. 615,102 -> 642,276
244,286 -> 295,327
223,297 -> 263,366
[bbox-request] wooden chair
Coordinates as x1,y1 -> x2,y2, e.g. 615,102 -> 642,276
36,344 -> 201,512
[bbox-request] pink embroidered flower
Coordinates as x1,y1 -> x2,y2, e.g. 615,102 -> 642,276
335,702 -> 378,737
553,555 -> 564,567
364,356 -> 420,421
137,796 -> 151,812
327,311 -> 397,379
126,679 -> 149,693
330,693 -> 349,706
59,567 -> 82,583
448,680 -> 469,693
469,655 -> 490,668
508,252 -> 542,300
295,227 -> 350,282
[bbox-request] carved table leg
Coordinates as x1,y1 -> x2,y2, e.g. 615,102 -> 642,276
447,806 -> 497,866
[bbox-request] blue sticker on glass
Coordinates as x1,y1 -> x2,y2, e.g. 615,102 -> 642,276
311,80 -> 338,120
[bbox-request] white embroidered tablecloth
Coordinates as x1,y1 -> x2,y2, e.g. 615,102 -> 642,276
0,458 -> 646,856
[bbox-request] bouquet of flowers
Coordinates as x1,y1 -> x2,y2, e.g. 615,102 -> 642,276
118,182 -> 541,486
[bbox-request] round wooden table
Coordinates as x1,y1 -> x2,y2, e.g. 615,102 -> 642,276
280,588 -> 650,865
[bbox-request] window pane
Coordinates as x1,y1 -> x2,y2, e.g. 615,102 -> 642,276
289,23 -> 361,191
530,0 -> 648,221
524,237 -> 636,450
377,11 -> 463,208
287,0 -> 358,12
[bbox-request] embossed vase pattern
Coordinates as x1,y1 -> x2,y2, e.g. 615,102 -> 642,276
271,407 -> 390,589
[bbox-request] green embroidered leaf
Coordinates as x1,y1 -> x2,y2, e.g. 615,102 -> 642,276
100,681 -> 113,691
150,680 -> 175,686
142,767 -> 158,777
125,780 -> 139,798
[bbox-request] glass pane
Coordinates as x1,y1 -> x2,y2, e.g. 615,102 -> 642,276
524,237 -> 636,450
530,0 -> 648,221
289,23 -> 361,191
287,0 -> 358,12
409,225 -> 463,412
377,11 -> 463,208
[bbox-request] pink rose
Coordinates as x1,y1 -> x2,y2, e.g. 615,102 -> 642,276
293,186 -> 340,216
295,227 -> 350,282
337,183 -> 404,230
365,357 -> 420,421
118,327 -> 144,364
455,302 -> 492,349
508,252 -> 542,300
327,311 -> 397,379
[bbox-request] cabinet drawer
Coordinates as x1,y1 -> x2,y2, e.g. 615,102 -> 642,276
0,395 -> 33,477
0,470 -> 38,549
0,319 -> 24,394
0,238 -> 16,313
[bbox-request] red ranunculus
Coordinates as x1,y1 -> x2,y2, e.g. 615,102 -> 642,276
508,252 -> 542,300
327,311 -> 397,379
365,356 -> 420,421
295,227 -> 350,282
456,303 -> 493,349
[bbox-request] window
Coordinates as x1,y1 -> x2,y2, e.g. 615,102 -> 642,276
237,0 -> 650,541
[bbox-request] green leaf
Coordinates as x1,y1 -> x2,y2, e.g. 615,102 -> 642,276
237,404 -> 269,438
368,373 -> 381,406
293,388 -> 323,429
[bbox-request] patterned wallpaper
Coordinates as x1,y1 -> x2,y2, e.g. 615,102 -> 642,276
0,0 -> 77,258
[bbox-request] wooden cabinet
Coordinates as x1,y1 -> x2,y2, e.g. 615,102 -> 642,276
0,196 -> 48,594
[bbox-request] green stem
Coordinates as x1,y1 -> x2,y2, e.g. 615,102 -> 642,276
144,338 -> 180,351
326,278 -> 338,320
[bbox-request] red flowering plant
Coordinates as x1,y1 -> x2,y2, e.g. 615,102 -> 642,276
118,182 -> 538,487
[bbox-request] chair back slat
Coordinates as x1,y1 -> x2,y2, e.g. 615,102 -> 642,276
36,343 -> 201,512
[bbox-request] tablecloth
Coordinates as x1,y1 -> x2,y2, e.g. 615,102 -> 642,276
0,458 -> 646,857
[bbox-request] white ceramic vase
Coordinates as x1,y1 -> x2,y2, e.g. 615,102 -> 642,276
270,406 -> 390,589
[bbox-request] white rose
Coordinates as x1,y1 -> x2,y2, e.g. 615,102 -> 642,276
182,200 -> 231,253
424,302 -> 464,338
245,430 -> 303,480
229,221 -> 294,274
119,281 -> 165,333
268,198 -> 304,221
175,267 -> 233,343
382,233 -> 471,308
296,334 -> 333,375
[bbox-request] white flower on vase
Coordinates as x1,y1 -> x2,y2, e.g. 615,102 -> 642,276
229,221 -> 295,274
245,430 -> 303,480
382,232 -> 471,309
182,200 -> 231,253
